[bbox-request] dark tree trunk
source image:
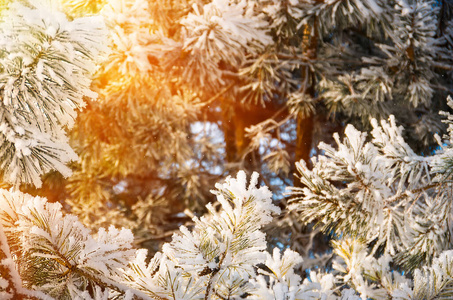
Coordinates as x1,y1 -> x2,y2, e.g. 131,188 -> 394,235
222,101 -> 252,164
295,20 -> 318,171
222,98 -> 239,163
222,99 -> 276,168
295,114 -> 314,166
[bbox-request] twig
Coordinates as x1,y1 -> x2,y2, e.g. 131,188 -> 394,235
385,182 -> 441,205
134,230 -> 176,245
432,62 -> 453,71
197,83 -> 235,108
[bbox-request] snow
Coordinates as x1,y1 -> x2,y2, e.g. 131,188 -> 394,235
1,0 -> 453,298
0,0 -> 108,187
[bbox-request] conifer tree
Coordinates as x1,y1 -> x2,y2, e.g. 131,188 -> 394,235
3,1 -> 453,299
14,0 -> 451,266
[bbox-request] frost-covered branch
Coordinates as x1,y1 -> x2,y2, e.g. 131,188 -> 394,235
0,188 -> 150,299
0,1 -> 108,187
290,98 -> 453,272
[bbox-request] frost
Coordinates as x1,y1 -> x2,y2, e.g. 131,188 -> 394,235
0,0 -> 109,187
181,0 -> 271,66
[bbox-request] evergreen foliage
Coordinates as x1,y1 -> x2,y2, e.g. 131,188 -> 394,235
15,0 -> 449,263
0,0 -> 107,187
2,0 -> 453,299
33,0 -> 453,258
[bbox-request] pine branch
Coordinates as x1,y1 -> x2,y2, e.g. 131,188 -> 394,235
385,182 -> 441,205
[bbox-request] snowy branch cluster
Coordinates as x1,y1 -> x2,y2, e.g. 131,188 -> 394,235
0,171 -> 343,299
289,97 -> 453,299
0,1 -> 108,187
1,0 -> 453,299
4,110 -> 453,299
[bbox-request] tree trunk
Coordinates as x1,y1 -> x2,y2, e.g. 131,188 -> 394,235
295,115 -> 314,166
234,105 -> 248,160
222,102 -> 250,166
222,100 -> 251,164
295,20 -> 318,169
